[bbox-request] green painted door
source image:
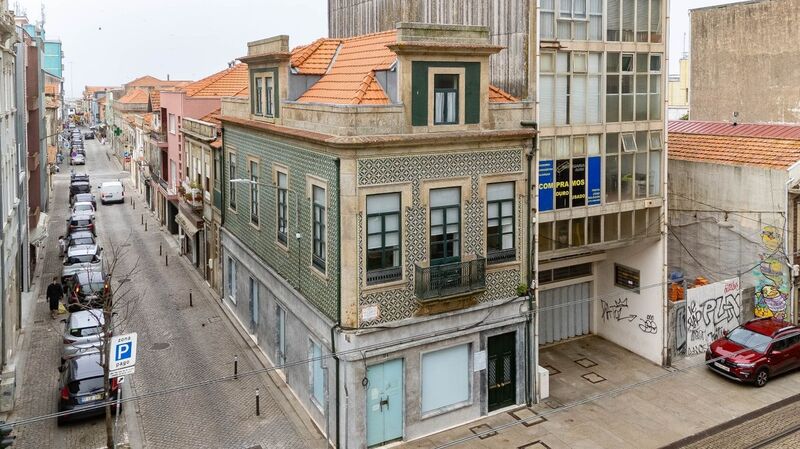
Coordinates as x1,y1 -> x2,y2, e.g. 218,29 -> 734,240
488,332 -> 516,411
366,359 -> 403,447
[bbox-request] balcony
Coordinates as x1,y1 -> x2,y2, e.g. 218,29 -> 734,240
179,182 -> 204,211
414,255 -> 486,302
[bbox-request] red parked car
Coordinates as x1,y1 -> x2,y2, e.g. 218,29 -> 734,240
706,318 -> 800,387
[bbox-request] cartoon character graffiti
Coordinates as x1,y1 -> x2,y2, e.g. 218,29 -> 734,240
753,226 -> 789,319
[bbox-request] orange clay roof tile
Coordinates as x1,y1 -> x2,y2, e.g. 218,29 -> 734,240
200,108 -> 222,126
118,88 -> 150,104
668,133 -> 800,170
184,64 -> 249,98
488,85 -> 518,103
149,91 -> 160,110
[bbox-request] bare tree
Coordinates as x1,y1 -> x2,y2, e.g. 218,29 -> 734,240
63,233 -> 144,448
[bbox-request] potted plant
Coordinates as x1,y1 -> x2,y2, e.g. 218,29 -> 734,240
177,185 -> 186,196
184,193 -> 193,202
193,192 -> 203,202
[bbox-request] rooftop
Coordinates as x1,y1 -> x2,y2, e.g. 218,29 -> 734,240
118,89 -> 150,104
275,29 -> 517,106
668,120 -> 800,170
126,75 -> 192,88
184,64 -> 249,98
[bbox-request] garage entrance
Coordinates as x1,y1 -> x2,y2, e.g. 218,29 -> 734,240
539,281 -> 591,344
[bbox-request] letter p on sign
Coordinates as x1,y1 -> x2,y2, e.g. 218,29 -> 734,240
110,332 -> 138,371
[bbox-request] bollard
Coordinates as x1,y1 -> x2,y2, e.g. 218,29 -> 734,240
189,290 -> 193,307
165,254 -> 168,266
145,222 -> 148,231
133,199 -> 136,210
234,355 -> 238,379
141,214 -> 144,225
256,388 -> 260,416
159,243 -> 162,255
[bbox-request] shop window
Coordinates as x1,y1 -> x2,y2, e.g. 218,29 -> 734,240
366,193 -> 402,284
421,345 -> 470,413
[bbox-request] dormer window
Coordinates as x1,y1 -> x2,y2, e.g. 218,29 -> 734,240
251,69 -> 278,118
434,74 -> 458,125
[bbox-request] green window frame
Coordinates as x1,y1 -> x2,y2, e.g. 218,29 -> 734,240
434,74 -> 459,125
366,193 -> 401,285
312,186 -> 326,272
254,77 -> 263,116
249,161 -> 259,226
277,171 -> 288,244
487,182 -> 515,264
228,153 -> 237,210
430,187 -> 461,264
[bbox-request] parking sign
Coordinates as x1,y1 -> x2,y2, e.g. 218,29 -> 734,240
110,333 -> 138,371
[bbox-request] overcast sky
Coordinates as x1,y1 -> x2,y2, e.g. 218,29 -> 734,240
14,0 -> 742,99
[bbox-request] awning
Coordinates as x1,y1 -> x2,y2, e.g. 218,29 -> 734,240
175,212 -> 199,236
29,212 -> 49,245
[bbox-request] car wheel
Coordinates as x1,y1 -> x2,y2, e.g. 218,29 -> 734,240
755,368 -> 769,387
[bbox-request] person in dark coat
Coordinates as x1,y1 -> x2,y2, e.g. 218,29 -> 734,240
47,277 -> 64,319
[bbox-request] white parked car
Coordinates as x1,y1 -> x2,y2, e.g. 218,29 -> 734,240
71,201 -> 96,218
99,181 -> 124,204
61,309 -> 104,364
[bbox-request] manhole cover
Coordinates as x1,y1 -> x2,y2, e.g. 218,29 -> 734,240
150,342 -> 170,351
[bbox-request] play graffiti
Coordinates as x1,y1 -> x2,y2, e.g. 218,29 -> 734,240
686,277 -> 742,356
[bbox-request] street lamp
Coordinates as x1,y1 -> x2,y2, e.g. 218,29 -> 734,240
229,178 -> 304,287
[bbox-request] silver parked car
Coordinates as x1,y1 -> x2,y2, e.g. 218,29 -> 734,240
61,309 -> 104,364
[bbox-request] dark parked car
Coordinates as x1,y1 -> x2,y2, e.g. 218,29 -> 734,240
66,270 -> 109,312
71,193 -> 96,209
57,353 -> 119,425
64,230 -> 96,249
69,182 -> 91,199
84,131 -> 94,139
70,173 -> 90,184
706,318 -> 800,387
66,213 -> 95,235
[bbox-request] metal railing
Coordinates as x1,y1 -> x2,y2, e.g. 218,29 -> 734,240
415,256 -> 486,301
366,266 -> 402,286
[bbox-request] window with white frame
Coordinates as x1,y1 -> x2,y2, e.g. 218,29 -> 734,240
606,52 -> 662,123
541,0 -> 603,41
539,52 -> 601,126
249,160 -> 259,226
366,193 -> 401,285
277,171 -> 288,244
433,74 -> 458,125
607,0 -> 663,43
265,77 -> 275,116
168,113 -> 176,134
487,183 -> 515,264
310,340 -> 324,407
421,344 -> 470,413
312,185 -> 327,272
228,152 -> 237,210
227,257 -> 237,303
430,187 -> 461,263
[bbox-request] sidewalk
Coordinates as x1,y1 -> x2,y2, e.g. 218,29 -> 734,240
403,340 -> 800,449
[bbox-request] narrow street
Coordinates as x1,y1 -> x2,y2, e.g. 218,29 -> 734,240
9,131 -> 321,448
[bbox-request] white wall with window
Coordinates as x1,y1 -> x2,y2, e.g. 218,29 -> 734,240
421,344 -> 470,414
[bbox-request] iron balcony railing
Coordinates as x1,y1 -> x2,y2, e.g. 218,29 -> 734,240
415,255 -> 486,301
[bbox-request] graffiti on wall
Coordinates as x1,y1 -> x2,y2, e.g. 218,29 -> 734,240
675,302 -> 687,353
753,226 -> 789,319
601,298 -> 658,334
686,277 -> 742,355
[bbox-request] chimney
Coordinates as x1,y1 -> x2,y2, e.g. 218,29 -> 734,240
166,74 -> 170,81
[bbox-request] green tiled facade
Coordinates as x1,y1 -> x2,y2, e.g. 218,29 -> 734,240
223,124 -> 340,320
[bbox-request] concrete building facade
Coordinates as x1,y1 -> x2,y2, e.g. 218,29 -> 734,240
690,0 -> 800,123
667,54 -> 688,120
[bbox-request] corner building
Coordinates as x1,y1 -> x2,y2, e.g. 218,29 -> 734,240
220,25 -> 535,448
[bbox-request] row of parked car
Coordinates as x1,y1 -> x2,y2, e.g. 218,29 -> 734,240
58,168 -> 125,424
67,127 -> 87,166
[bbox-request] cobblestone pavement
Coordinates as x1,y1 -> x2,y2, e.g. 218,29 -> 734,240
87,138 -> 315,448
9,136 -> 119,448
679,396 -> 800,449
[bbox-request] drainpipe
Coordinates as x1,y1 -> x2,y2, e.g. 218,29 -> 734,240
330,157 -> 341,449
520,120 -> 537,406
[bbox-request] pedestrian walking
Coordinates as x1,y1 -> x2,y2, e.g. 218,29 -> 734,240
58,235 -> 65,256
47,277 -> 64,319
